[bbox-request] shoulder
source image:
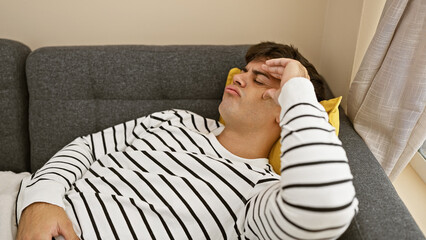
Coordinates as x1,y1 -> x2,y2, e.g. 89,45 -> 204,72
167,109 -> 221,133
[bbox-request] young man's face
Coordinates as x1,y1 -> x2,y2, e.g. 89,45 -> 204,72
219,59 -> 282,133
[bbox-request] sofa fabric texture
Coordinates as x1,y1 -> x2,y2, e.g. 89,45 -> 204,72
0,39 -> 31,172
337,109 -> 423,239
26,45 -> 248,171
0,39 -> 423,239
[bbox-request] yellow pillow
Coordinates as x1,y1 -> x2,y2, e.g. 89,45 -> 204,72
219,68 -> 342,174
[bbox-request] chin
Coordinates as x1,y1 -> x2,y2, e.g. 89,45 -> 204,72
218,101 -> 238,123
218,102 -> 228,118
219,99 -> 231,112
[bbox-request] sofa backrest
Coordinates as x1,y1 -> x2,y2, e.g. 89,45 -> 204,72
0,39 -> 31,172
26,45 -> 249,171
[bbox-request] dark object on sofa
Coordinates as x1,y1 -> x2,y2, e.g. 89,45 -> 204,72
0,39 -> 423,239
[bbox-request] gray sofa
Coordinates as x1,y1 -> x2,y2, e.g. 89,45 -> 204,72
1,38 -> 424,239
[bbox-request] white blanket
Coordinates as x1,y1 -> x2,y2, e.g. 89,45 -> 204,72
0,171 -> 30,240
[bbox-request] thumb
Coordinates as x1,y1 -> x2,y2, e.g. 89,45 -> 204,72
264,88 -> 280,105
263,88 -> 276,99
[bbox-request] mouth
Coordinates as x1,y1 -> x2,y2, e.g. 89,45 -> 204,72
225,86 -> 241,97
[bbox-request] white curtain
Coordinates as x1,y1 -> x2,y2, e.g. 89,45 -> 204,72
347,0 -> 426,181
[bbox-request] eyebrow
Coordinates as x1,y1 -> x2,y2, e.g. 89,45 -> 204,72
242,67 -> 269,78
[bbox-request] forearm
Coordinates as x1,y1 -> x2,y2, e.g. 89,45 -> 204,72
279,77 -> 357,230
16,136 -> 94,221
16,113 -> 160,221
246,78 -> 358,239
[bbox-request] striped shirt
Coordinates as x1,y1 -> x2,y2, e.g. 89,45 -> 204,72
17,77 -> 358,239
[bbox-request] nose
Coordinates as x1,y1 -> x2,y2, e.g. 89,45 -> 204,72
233,73 -> 247,87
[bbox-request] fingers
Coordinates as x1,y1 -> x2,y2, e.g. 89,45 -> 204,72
263,88 -> 280,105
262,58 -> 309,79
262,58 -> 292,78
304,68 -> 310,79
59,224 -> 79,240
261,64 -> 283,80
262,65 -> 283,75
57,211 -> 79,240
263,58 -> 310,83
265,58 -> 293,67
270,72 -> 282,79
58,217 -> 79,240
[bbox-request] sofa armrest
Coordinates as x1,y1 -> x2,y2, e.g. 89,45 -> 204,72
0,39 -> 31,172
338,108 -> 424,239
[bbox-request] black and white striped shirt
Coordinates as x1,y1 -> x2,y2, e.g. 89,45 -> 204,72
17,78 -> 358,239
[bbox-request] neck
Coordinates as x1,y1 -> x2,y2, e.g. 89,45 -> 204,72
216,126 -> 277,159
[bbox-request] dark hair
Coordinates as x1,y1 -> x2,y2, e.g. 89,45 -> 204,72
245,42 -> 325,101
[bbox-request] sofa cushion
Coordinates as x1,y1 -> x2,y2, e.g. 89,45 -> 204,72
0,39 -> 31,172
338,107 -> 424,239
26,45 -> 249,171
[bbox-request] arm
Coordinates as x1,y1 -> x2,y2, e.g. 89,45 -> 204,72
17,115 -> 149,218
243,59 -> 358,239
16,112 -> 169,239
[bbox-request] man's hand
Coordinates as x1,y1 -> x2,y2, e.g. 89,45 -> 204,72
262,58 -> 310,104
16,202 -> 79,240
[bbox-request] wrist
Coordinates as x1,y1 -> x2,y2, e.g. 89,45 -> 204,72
278,77 -> 317,119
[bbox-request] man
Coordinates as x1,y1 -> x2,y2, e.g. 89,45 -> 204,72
16,42 -> 358,240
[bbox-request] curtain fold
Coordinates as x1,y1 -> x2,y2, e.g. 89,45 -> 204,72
347,0 -> 426,181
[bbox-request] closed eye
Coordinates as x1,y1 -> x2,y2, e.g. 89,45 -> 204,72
254,79 -> 264,85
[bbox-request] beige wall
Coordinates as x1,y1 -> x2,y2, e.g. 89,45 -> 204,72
319,0 -> 363,109
351,0 -> 388,83
0,0 -> 385,108
393,159 -> 426,234
319,0 -> 386,111
0,0 -> 327,66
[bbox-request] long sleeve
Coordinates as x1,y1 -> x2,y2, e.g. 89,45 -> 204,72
243,78 -> 358,239
16,112 -> 166,221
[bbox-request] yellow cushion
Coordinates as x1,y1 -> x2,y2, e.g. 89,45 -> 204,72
219,68 -> 342,174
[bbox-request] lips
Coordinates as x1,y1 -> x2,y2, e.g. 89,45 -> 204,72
225,86 -> 241,96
